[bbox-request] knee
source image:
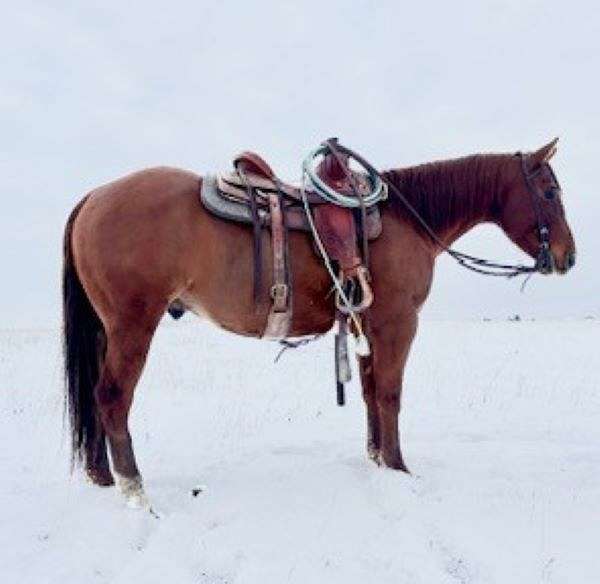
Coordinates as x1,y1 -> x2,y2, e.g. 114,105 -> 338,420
362,380 -> 375,400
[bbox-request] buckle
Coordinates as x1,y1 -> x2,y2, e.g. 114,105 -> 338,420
270,283 -> 288,302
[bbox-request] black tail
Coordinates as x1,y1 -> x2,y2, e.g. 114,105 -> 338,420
62,197 -> 105,466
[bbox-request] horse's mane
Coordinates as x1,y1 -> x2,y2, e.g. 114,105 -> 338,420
382,154 -> 512,235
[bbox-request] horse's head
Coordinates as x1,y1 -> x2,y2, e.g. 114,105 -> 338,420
498,138 -> 576,275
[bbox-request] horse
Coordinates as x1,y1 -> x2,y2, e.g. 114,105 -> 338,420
62,139 -> 576,507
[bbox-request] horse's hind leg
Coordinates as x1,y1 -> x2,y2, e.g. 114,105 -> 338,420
85,336 -> 114,486
85,428 -> 113,486
95,318 -> 157,507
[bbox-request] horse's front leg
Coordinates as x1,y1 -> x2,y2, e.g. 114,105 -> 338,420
367,312 -> 417,471
358,354 -> 380,463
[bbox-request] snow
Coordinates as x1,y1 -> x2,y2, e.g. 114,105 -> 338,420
1,318 -> 599,583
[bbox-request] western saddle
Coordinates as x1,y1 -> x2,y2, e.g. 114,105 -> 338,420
201,139 -> 384,329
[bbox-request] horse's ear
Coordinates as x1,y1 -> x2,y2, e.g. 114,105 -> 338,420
531,137 -> 559,168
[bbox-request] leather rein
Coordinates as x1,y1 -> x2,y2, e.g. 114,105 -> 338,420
328,142 -> 555,279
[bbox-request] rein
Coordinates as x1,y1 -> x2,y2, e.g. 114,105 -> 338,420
328,143 -> 552,280
276,142 -> 555,369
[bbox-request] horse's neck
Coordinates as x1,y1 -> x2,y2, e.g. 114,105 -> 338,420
384,154 -> 511,247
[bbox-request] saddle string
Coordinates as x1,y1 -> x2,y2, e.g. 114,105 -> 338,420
273,334 -> 323,363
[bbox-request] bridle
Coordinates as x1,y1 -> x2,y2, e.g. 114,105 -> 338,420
326,141 -> 558,279
517,151 -> 560,275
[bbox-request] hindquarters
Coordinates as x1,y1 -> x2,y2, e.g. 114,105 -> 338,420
63,169 -> 186,495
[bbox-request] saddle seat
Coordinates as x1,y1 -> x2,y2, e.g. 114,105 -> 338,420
223,151 -> 376,205
208,151 -> 382,239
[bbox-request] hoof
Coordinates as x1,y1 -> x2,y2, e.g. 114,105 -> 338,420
125,492 -> 160,518
125,490 -> 152,511
115,473 -> 155,513
86,467 -> 115,487
367,444 -> 382,466
116,473 -> 143,496
382,456 -> 411,474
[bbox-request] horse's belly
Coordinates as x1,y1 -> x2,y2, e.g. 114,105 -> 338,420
179,221 -> 335,338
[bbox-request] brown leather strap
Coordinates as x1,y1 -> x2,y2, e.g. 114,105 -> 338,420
323,138 -> 370,269
268,193 -> 288,312
264,190 -> 291,337
235,163 -> 263,304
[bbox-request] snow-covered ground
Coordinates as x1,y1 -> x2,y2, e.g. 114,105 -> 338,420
1,318 -> 599,583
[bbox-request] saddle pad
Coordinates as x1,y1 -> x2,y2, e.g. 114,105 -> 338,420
200,175 -> 269,226
200,175 -> 382,240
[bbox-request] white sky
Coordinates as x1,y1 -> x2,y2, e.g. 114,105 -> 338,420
2,0 -> 598,327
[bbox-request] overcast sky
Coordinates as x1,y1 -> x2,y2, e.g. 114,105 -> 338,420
2,0 -> 598,327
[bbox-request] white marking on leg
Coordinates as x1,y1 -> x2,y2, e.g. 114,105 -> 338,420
367,447 -> 382,466
115,473 -> 151,511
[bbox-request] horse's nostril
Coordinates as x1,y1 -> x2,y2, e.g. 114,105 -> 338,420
567,251 -> 576,269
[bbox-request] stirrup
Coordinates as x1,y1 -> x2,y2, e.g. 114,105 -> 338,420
335,266 -> 374,315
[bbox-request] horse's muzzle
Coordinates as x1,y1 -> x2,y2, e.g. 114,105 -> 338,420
554,249 -> 577,274
538,247 -> 577,275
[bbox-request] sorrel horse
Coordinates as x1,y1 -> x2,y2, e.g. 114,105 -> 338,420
63,139 -> 576,507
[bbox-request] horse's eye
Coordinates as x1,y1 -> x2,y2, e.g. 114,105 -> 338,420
544,187 -> 558,200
